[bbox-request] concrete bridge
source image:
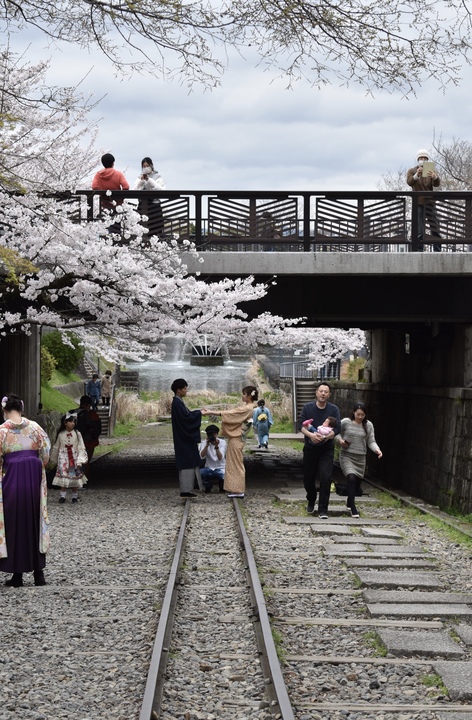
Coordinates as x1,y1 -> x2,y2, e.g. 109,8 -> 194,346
183,251 -> 472,329
4,188 -> 472,513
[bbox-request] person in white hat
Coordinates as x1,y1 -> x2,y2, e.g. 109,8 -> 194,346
406,149 -> 441,251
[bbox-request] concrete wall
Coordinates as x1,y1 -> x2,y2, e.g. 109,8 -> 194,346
333,382 -> 472,515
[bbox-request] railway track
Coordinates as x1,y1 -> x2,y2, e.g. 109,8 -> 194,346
139,470 -> 472,720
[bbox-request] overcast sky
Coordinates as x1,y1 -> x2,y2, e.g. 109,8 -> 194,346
13,31 -> 472,192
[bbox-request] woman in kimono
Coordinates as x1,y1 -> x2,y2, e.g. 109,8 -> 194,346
171,378 -> 203,498
211,385 -> 258,498
0,394 -> 51,587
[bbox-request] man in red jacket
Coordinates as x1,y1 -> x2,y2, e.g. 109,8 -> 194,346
92,153 -> 129,229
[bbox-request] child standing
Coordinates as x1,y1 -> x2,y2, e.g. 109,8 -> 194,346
252,399 -> 274,449
50,413 -> 88,503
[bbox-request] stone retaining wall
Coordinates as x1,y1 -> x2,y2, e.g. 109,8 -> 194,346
333,382 -> 472,515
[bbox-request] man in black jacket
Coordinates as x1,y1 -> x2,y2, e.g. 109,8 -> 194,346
69,395 -> 102,480
298,383 -> 340,518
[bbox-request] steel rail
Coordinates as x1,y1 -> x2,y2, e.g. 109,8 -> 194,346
232,498 -> 296,720
139,499 -> 191,720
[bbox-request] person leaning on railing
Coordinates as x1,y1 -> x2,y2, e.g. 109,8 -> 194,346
406,148 -> 441,252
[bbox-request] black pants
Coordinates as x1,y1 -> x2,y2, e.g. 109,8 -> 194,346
303,444 -> 334,513
418,203 -> 441,252
346,474 -> 358,510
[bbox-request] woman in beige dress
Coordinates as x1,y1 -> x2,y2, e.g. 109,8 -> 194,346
209,386 -> 258,498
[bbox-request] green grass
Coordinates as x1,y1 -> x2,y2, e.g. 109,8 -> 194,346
114,419 -> 143,436
420,673 -> 448,694
51,369 -> 82,386
93,440 -> 129,457
416,512 -> 472,549
40,384 -> 76,413
271,626 -> 287,664
139,390 -> 163,401
272,418 -> 295,433
40,368 -> 84,412
186,391 -> 240,409
363,630 -> 387,657
342,358 -> 366,382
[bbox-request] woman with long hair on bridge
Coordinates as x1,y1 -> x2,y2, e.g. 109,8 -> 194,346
337,402 -> 382,518
133,156 -> 166,238
207,386 -> 258,498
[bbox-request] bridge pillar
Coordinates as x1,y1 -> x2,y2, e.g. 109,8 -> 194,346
370,325 -> 471,387
0,329 -> 41,418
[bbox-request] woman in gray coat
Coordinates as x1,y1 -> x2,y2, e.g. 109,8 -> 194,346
337,402 -> 382,518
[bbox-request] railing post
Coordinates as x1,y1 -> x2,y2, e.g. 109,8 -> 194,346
411,194 -> 419,251
249,197 -> 257,241
358,198 -> 364,251
303,193 -> 311,252
195,193 -> 203,250
87,193 -> 94,221
466,197 -> 472,251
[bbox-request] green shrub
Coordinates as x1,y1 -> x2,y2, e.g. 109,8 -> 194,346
42,331 -> 84,374
41,346 -> 56,383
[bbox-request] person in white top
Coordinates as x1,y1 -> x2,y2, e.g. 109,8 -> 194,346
133,156 -> 166,191
199,424 -> 227,494
133,156 -> 166,237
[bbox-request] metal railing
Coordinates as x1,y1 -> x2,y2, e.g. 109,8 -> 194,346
280,360 -> 341,381
74,189 -> 472,252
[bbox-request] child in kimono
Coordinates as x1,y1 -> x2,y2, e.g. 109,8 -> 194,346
50,413 -> 88,503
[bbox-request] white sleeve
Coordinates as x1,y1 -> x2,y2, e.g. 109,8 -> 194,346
147,175 -> 166,190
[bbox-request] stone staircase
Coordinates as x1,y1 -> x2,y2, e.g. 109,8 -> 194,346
96,405 -> 111,437
294,378 -> 317,421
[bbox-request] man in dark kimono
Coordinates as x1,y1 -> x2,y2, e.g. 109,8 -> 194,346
171,378 -> 203,498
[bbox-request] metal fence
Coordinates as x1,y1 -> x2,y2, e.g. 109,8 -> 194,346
279,360 -> 341,381
74,189 -> 472,252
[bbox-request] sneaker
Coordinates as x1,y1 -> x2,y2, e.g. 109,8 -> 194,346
302,418 -> 313,428
351,505 -> 360,518
227,493 -> 245,498
180,492 -> 197,498
319,512 -> 329,520
263,443 -> 268,449
58,497 -> 66,504
306,503 -> 315,514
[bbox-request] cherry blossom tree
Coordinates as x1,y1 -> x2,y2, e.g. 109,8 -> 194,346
264,326 -> 365,372
0,51 -> 303,360
0,49 -> 365,367
0,51 -> 100,194
0,187 -> 309,360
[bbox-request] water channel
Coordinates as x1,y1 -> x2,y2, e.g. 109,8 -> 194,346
128,358 -> 252,394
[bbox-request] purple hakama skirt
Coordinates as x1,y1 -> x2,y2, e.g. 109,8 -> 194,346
0,449 -> 46,574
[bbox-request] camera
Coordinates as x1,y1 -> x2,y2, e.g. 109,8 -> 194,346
207,433 -> 217,444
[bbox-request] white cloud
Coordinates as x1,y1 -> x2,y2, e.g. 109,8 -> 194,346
8,31 -> 472,192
